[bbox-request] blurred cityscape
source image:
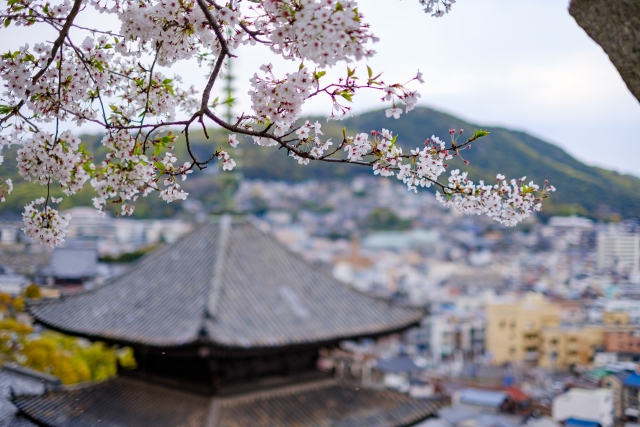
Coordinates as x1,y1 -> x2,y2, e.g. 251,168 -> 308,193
1,177 -> 640,426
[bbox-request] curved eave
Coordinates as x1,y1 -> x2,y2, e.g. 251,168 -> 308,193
29,300 -> 424,354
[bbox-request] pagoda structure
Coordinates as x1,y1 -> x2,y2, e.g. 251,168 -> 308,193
14,216 -> 443,426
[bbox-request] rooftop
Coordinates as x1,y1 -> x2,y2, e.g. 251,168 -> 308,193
28,217 -> 423,350
14,377 -> 445,427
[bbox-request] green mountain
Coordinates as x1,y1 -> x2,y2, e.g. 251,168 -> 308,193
334,108 -> 640,220
1,107 -> 639,221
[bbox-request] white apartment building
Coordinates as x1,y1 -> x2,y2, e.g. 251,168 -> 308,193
597,227 -> 640,273
427,314 -> 484,364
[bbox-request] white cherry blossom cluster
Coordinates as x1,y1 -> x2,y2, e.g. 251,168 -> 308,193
418,0 -> 456,17
0,135 -> 12,202
257,0 -> 378,67
17,130 -> 92,195
91,132 -> 158,215
158,152 -> 192,202
437,171 -> 556,226
344,133 -> 371,162
0,178 -> 12,203
289,120 -> 331,165
22,198 -> 70,247
335,127 -> 552,226
217,150 -> 236,171
248,64 -> 317,144
107,0 -> 222,66
397,135 -> 451,190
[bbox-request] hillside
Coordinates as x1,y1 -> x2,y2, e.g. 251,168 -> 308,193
335,108 -> 640,220
1,107 -> 639,221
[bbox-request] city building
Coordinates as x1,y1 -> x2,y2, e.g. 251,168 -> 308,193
426,314 -> 485,364
539,325 -> 605,370
605,327 -> 640,357
552,388 -> 614,427
597,227 -> 640,273
15,217 -> 444,426
485,293 -> 560,365
38,245 -> 99,288
593,300 -> 640,325
0,222 -> 20,245
601,372 -> 631,420
0,266 -> 29,296
623,373 -> 640,419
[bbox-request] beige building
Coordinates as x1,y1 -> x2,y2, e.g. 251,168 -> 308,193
486,293 -> 560,365
539,325 -> 605,370
602,310 -> 631,326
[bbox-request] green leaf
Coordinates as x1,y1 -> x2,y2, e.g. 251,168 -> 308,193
367,65 -> 372,79
154,144 -> 164,157
0,104 -> 13,115
472,129 -> 490,140
4,18 -> 11,27
93,60 -> 104,72
313,70 -> 326,81
340,91 -> 353,102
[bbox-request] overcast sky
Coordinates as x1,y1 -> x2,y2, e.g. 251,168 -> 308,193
4,0 -> 640,176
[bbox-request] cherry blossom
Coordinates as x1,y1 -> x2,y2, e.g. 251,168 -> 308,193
22,199 -> 70,247
0,0 -> 556,246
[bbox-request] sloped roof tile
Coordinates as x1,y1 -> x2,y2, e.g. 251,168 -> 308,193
14,377 -> 444,427
29,217 -> 423,349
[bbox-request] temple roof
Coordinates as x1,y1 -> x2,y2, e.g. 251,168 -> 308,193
14,377 -> 444,427
29,216 -> 423,349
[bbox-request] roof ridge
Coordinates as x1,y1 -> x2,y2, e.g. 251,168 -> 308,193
206,214 -> 232,320
2,363 -> 61,386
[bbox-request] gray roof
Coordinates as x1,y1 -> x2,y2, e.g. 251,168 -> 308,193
0,364 -> 58,427
29,217 -> 423,349
14,377 -> 445,427
459,389 -> 507,408
41,247 -> 98,279
374,356 -> 421,373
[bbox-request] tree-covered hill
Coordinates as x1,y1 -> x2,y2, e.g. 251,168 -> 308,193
1,107 -> 638,221
334,108 -> 640,220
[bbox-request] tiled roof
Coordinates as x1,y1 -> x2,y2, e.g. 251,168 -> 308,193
215,379 -> 443,427
29,216 -> 423,349
0,364 -> 58,427
14,377 -> 444,427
